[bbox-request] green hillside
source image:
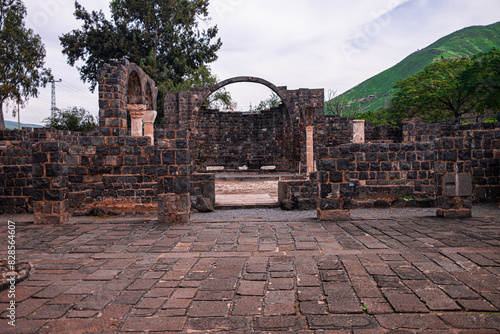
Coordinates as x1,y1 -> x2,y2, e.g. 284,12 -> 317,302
334,21 -> 500,115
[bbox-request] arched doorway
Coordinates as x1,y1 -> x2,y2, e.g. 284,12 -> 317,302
192,77 -> 301,209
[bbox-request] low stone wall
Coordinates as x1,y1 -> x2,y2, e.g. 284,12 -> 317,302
67,135 -> 158,213
190,173 -> 215,212
317,141 -> 437,212
278,180 -> 317,211
0,141 -> 32,214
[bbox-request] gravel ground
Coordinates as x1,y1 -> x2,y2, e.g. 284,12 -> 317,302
191,203 -> 500,222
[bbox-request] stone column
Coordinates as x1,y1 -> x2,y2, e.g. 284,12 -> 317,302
353,119 -> 365,144
128,104 -> 146,137
317,149 -> 351,221
143,109 -> 157,145
32,141 -> 69,224
306,125 -> 314,175
435,162 -> 472,218
157,130 -> 191,224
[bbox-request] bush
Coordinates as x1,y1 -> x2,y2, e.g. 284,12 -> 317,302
43,107 -> 97,132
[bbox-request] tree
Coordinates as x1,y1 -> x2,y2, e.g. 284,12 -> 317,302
463,48 -> 500,113
43,107 -> 97,132
252,93 -> 282,113
389,57 -> 483,123
60,0 -> 222,95
0,0 -> 52,130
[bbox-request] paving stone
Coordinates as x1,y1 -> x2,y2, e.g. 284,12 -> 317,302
40,319 -> 120,333
237,280 -> 267,296
67,310 -> 98,318
170,288 -> 198,299
29,304 -> 72,319
438,313 -> 500,329
308,315 -> 376,330
320,270 -> 349,282
162,298 -> 192,309
361,298 -> 393,315
298,300 -> 328,315
113,291 -> 144,304
186,317 -> 251,332
383,291 -> 428,313
298,286 -> 325,301
194,290 -> 234,301
296,274 -> 321,287
268,277 -> 294,290
232,296 -> 263,315
256,315 -> 307,331
200,278 -> 238,291
265,290 -> 296,304
83,269 -> 121,281
122,316 -> 186,332
3,319 -> 47,334
74,290 -> 120,310
457,299 -> 499,311
375,314 -> 449,330
188,300 -> 230,317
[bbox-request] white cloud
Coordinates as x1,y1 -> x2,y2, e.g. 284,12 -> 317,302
6,0 -> 500,124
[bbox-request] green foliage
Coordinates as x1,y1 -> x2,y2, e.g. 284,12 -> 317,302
0,0 -> 52,129
384,49 -> 500,125
43,107 -> 97,132
330,22 -> 500,116
252,93 -> 282,113
60,0 -> 221,92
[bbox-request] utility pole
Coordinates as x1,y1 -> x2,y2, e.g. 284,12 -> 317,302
17,101 -> 20,130
50,78 -> 62,115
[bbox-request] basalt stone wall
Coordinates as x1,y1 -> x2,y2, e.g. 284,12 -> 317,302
98,59 -> 158,136
67,135 -> 158,213
190,173 -> 215,212
164,77 -> 325,171
194,106 -> 292,170
404,122 -> 500,202
317,141 -> 437,213
32,141 -> 70,224
0,141 -> 32,214
278,180 -> 318,211
316,116 -> 354,148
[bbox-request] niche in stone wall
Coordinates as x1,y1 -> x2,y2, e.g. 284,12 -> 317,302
145,82 -> 154,110
127,71 -> 142,105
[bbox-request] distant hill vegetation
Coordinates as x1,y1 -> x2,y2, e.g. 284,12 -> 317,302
4,120 -> 43,130
333,21 -> 500,115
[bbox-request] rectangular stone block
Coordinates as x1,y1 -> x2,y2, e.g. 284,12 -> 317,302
318,210 -> 350,221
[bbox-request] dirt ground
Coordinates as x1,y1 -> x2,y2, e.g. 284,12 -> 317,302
216,180 -> 279,196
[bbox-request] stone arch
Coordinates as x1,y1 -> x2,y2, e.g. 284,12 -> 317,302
196,76 -> 292,121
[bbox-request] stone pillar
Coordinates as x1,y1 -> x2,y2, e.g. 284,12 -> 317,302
157,130 -> 191,223
32,141 -> 69,224
305,106 -> 315,176
435,162 -> 472,218
306,125 -> 314,175
128,104 -> 146,137
353,119 -> 365,144
317,149 -> 351,221
143,109 -> 157,145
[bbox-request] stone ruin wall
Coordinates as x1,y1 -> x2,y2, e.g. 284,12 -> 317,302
0,59 -> 499,222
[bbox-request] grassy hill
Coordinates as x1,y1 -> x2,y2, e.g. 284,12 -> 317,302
334,21 -> 500,115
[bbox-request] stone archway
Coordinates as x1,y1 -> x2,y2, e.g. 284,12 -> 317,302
195,76 -> 292,124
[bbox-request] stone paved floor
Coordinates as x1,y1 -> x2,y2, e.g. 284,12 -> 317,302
1,206 -> 500,333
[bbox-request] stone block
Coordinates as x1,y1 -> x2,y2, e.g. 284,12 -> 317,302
318,210 -> 350,221
443,173 -> 472,197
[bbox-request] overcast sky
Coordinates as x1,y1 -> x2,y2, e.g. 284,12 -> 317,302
7,0 -> 500,125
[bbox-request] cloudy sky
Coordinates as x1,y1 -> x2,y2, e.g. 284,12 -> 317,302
7,0 -> 500,125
